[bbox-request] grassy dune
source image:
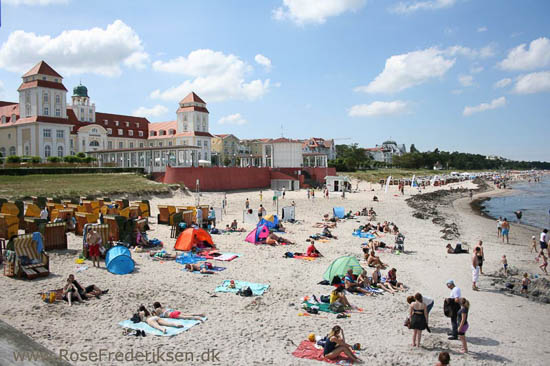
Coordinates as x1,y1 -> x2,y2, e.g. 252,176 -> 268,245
0,173 -> 170,200
344,169 -> 490,182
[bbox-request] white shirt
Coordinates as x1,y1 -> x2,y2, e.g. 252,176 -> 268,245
40,209 -> 48,220
423,296 -> 434,306
196,210 -> 203,219
541,232 -> 548,243
497,220 -> 502,228
450,286 -> 461,299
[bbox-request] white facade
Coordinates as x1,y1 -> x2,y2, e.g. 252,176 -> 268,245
262,140 -> 303,168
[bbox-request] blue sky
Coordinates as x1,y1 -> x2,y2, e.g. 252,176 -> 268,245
0,0 -> 549,161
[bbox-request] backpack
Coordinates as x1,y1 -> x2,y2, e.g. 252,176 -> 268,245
130,313 -> 141,323
329,302 -> 346,313
283,252 -> 294,258
320,295 -> 330,303
237,287 -> 253,297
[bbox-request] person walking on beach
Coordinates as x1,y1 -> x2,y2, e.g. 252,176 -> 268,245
539,229 -> 548,257
222,194 -> 227,214
446,280 -> 461,340
474,240 -> 485,275
282,187 -> 285,199
531,236 -> 538,253
311,189 -> 315,200
502,255 -> 508,276
501,218 -> 510,244
497,217 -> 503,238
521,273 -> 531,294
245,198 -> 250,209
196,207 -> 203,228
539,250 -> 548,275
307,189 -> 310,200
472,248 -> 481,291
457,298 -> 470,353
259,190 -> 263,202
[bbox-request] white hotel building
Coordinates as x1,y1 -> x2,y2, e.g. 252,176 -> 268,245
0,61 -> 213,171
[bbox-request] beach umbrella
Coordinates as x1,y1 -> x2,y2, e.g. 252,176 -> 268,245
323,256 -> 363,281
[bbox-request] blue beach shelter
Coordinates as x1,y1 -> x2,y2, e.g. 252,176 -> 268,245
105,246 -> 135,275
333,207 -> 345,219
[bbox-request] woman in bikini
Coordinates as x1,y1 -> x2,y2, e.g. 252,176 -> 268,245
152,302 -> 204,322
323,326 -> 363,363
409,293 -> 428,347
386,268 -> 405,291
372,265 -> 395,294
138,305 -> 184,334
184,263 -> 214,274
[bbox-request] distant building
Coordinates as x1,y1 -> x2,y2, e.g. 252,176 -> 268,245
365,140 -> 407,164
211,134 -> 240,166
301,137 -> 336,160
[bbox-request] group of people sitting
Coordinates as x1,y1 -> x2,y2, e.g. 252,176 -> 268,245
62,274 -> 108,306
359,207 -> 377,221
332,267 -> 407,297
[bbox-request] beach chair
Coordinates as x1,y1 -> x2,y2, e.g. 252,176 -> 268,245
43,222 -> 67,251
129,206 -> 140,219
103,215 -> 122,242
119,207 -> 131,219
23,217 -> 47,234
0,214 -> 20,239
75,212 -> 98,236
82,223 -> 111,258
24,203 -> 41,218
13,234 -> 49,279
157,205 -> 176,225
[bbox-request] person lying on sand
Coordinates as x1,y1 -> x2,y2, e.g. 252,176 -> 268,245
265,233 -> 295,245
314,221 -> 337,228
152,302 -> 204,322
372,265 -> 395,294
62,274 -> 107,305
184,263 -> 214,274
322,326 -> 363,363
138,305 -> 184,334
446,243 -> 468,254
344,269 -> 370,295
149,250 -> 177,259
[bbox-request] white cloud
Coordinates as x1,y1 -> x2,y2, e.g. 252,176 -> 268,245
391,0 -> 457,14
218,113 -> 247,125
348,101 -> 409,117
445,44 -> 495,59
0,20 -> 149,77
355,47 -> 455,94
451,89 -> 463,95
133,105 -> 169,119
273,0 -> 366,25
463,96 -> 506,116
477,26 -> 488,32
494,78 -> 512,88
513,71 -> 550,94
254,54 -> 272,71
470,65 -> 484,74
4,0 -> 68,5
499,37 -> 550,71
0,81 -> 5,98
151,49 -> 271,102
458,74 -> 473,87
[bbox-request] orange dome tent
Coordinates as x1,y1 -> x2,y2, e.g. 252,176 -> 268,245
174,228 -> 215,251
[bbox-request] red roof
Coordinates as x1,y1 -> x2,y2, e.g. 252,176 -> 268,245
270,137 -> 301,143
22,61 -> 62,78
180,92 -> 206,105
17,80 -> 68,92
94,112 -> 149,139
0,103 -> 19,121
176,105 -> 209,114
149,121 -> 177,132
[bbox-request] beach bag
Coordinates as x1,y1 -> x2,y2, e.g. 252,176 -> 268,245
404,317 -> 411,328
237,287 -> 253,297
317,336 -> 328,348
320,295 -> 330,303
329,302 -> 346,313
130,313 -> 141,323
284,252 -> 294,258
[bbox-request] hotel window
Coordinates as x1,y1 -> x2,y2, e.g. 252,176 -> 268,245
115,121 -> 119,126
119,142 -> 124,149
43,92 -> 49,103
138,131 -> 143,137
128,130 -> 134,137
104,120 -> 108,125
26,105 -> 31,117
71,151 -> 75,156
42,77 -> 46,80
89,109 -> 93,114
54,78 -> 58,83
44,107 -> 49,116
0,147 -> 5,157
70,140 -> 74,148
135,122 -> 140,128
125,122 -> 129,127
44,145 -> 51,157
149,143 -> 153,147
107,128 -> 112,134
108,141 -> 113,149
57,146 -> 64,157
139,143 -> 144,148
197,140 -> 202,147
56,130 -> 64,138
118,129 -> 123,136
55,108 -> 61,117
130,142 -> 134,148
159,142 -> 163,147
43,129 -> 51,138
204,141 -> 208,148
183,114 -> 187,121
183,123 -> 188,131
168,141 -> 172,146
81,108 -> 84,114
25,146 -> 30,155
25,91 -> 30,104
55,94 -> 60,104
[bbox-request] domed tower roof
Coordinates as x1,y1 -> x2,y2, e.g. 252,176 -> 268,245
382,140 -> 397,145
73,83 -> 88,97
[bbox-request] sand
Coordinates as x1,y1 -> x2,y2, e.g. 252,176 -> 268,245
0,180 -> 548,366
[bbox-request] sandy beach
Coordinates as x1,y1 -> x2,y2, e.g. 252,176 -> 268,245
0,180 -> 548,366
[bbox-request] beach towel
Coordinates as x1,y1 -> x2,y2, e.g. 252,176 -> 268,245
292,340 -> 354,365
215,280 -> 269,296
303,301 -> 337,314
175,254 -> 206,265
32,232 -> 44,253
293,255 -> 318,261
118,318 -> 205,337
352,231 -> 376,239
187,266 -> 226,274
199,252 -> 241,261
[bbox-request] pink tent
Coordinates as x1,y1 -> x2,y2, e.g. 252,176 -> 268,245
245,224 -> 270,244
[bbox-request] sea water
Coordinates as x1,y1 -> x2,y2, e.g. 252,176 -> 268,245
482,176 -> 550,229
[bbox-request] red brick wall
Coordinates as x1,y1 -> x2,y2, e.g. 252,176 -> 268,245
164,166 -> 271,191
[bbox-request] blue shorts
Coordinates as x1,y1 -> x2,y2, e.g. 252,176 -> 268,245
502,229 -> 509,236
541,241 -> 548,249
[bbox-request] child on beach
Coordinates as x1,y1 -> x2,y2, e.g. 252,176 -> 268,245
531,236 -> 538,253
501,255 -> 508,276
521,273 -> 531,294
436,351 -> 450,365
539,251 -> 548,275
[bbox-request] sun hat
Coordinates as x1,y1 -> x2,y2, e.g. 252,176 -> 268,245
446,279 -> 455,285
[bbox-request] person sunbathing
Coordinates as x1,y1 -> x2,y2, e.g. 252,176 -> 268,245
446,243 -> 468,254
152,302 -> 204,322
391,224 -> 400,235
63,274 -> 107,304
265,233 -> 294,245
150,250 -> 177,259
184,262 -> 214,274
357,269 -> 372,288
386,268 -> 405,291
364,249 -> 387,269
321,226 -> 338,239
344,269 -> 370,295
323,325 -> 363,363
138,305 -> 184,334
372,265 -> 395,294
62,277 -> 84,306
373,196 -> 379,202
